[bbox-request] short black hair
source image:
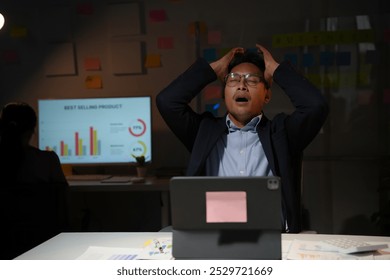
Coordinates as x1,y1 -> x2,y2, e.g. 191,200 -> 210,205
228,50 -> 266,73
0,102 -> 37,134
227,50 -> 269,89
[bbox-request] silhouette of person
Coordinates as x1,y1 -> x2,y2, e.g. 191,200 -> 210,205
0,102 -> 68,184
0,102 -> 68,259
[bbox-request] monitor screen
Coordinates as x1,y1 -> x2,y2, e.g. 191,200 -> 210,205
38,97 -> 152,165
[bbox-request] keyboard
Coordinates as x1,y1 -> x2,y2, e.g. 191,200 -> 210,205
66,174 -> 113,181
319,238 -> 388,254
101,176 -> 145,183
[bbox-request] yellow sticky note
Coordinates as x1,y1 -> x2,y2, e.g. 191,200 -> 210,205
10,26 -> 27,38
145,54 -> 161,68
85,75 -> 102,89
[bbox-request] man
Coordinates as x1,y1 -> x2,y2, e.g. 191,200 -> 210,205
156,44 -> 328,232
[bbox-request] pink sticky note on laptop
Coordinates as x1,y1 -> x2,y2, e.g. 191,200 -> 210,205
206,191 -> 247,223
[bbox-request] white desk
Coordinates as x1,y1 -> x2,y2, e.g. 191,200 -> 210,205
15,232 -> 390,260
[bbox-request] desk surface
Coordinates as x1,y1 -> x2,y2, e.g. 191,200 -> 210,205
15,232 -> 390,260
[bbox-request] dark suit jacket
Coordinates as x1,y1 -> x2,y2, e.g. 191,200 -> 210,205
157,58 -> 328,233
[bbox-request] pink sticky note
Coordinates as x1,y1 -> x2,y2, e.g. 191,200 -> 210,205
3,50 -> 19,63
77,3 -> 94,15
206,191 -> 247,223
357,90 -> 373,105
384,29 -> 390,43
158,37 -> 174,49
203,84 -> 222,100
383,89 -> 390,104
149,9 -> 167,22
208,30 -> 222,45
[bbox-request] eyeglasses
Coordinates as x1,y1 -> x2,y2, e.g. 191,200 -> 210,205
224,73 -> 266,87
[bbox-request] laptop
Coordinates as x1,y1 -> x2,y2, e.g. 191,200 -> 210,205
170,176 -> 282,259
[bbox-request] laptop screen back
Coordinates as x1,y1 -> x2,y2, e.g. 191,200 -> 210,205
170,176 -> 282,259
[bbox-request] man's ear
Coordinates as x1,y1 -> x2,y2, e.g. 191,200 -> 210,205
264,89 -> 272,104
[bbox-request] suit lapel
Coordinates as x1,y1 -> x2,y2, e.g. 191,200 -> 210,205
257,116 -> 276,175
187,116 -> 227,175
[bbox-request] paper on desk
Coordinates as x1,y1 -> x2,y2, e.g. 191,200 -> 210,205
282,239 -> 293,260
76,246 -> 144,260
137,238 -> 173,260
76,238 -> 173,260
286,240 -> 375,260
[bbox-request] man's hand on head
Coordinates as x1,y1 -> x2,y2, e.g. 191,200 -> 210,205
256,44 -> 279,87
210,47 -> 244,81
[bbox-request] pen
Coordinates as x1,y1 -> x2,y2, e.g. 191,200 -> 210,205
154,239 -> 164,253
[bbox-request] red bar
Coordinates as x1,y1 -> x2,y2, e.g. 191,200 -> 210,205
90,127 -> 94,155
60,141 -> 64,156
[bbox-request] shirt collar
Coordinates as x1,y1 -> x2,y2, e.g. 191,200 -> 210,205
226,114 -> 262,133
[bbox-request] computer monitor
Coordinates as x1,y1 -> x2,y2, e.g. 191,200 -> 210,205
38,96 -> 152,165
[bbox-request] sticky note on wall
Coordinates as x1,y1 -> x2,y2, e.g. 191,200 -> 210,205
77,3 -> 94,15
149,9 -> 167,22
145,54 -> 161,68
203,48 -> 217,62
3,50 -> 19,63
85,75 -> 102,89
203,84 -> 222,101
383,89 -> 390,104
320,51 -> 335,66
157,37 -> 174,49
302,53 -> 315,67
10,26 -> 27,38
84,58 -> 101,71
208,30 -> 222,45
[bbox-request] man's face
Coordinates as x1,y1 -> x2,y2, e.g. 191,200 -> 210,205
224,62 -> 271,128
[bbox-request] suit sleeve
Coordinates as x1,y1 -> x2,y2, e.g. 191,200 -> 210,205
156,58 -> 218,151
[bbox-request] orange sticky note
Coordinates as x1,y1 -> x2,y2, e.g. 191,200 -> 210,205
145,54 -> 161,68
85,75 -> 102,89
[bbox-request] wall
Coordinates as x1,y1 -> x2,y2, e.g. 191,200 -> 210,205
0,0 -> 389,234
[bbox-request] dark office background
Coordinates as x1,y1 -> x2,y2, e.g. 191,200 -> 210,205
0,0 -> 389,235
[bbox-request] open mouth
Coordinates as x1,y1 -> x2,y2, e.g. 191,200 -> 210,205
235,97 -> 249,103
